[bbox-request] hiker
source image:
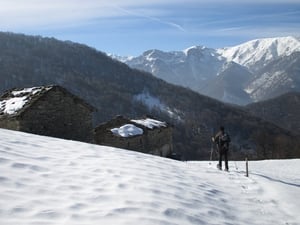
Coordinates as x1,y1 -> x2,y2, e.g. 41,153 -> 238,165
212,126 -> 231,171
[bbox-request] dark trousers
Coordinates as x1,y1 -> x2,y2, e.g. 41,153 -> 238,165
218,147 -> 229,170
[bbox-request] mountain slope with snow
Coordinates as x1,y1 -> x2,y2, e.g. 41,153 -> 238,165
201,62 -> 253,105
218,36 -> 300,71
0,129 -> 299,225
245,51 -> 300,101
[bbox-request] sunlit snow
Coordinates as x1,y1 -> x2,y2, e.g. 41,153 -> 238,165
0,96 -> 28,115
218,36 -> 300,69
111,124 -> 143,137
0,128 -> 299,225
0,86 -> 51,115
131,118 -> 166,129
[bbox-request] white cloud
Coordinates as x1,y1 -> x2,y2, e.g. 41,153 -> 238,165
0,1 -> 113,29
0,0 -> 185,30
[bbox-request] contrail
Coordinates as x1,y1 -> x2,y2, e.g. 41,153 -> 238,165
114,5 -> 186,32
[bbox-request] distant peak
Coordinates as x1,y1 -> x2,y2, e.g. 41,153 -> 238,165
142,49 -> 165,58
143,49 -> 163,54
183,46 -> 208,55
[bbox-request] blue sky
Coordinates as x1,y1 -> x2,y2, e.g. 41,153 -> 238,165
1,0 -> 300,56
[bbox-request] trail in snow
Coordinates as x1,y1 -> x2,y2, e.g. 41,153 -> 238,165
0,128 -> 299,225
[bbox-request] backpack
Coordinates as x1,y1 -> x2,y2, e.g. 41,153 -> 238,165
220,132 -> 231,145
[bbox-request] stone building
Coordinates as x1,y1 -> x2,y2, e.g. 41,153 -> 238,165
0,85 -> 95,142
94,116 -> 173,157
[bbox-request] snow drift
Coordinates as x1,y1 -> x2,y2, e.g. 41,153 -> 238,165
0,128 -> 299,225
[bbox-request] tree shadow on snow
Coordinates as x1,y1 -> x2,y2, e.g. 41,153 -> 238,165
251,173 -> 300,188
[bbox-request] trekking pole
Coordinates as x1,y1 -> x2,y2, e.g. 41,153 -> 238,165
209,140 -> 214,165
209,128 -> 215,165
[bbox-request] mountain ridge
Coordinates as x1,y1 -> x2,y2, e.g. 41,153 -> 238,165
246,91 -> 300,134
218,36 -> 300,71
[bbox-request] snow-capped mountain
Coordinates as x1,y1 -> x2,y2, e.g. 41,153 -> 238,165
122,46 -> 226,94
116,37 -> 300,105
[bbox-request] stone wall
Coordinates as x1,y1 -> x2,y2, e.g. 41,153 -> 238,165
98,132 -> 146,152
0,118 -> 20,131
94,116 -> 145,152
146,127 -> 173,157
19,87 -> 93,142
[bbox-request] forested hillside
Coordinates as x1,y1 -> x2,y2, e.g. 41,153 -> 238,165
246,92 -> 300,134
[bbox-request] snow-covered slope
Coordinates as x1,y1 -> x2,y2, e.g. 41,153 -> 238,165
245,51 -> 300,101
0,128 -> 299,225
218,36 -> 300,71
201,62 -> 253,105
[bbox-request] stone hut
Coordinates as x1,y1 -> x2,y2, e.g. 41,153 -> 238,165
94,116 -> 173,157
0,85 -> 95,142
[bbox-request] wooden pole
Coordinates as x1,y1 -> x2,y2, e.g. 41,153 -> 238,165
246,157 -> 249,177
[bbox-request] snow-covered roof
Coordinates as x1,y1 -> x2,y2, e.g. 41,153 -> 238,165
0,86 -> 52,116
111,124 -> 143,138
0,85 -> 95,117
131,118 -> 166,129
110,117 -> 168,138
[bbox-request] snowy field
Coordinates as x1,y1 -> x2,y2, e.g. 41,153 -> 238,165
0,128 -> 299,225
